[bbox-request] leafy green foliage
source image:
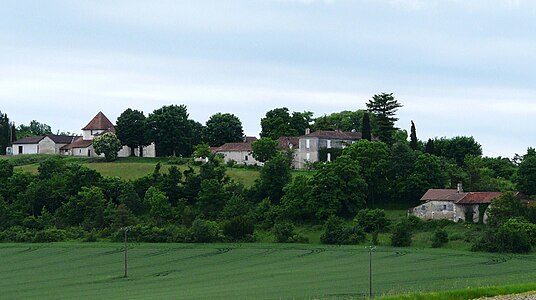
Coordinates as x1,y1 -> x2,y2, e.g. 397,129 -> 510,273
516,155 -> 536,196
222,216 -> 254,241
115,108 -> 148,155
16,120 -> 52,139
251,137 -> 278,163
409,120 -> 418,150
204,113 -> 244,147
93,132 -> 122,161
320,215 -> 365,245
354,209 -> 391,233
260,107 -> 312,139
431,228 -> 448,248
255,153 -> 292,203
391,221 -> 412,247
147,104 -> 194,157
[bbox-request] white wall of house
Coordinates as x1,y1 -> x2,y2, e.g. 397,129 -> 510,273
82,129 -> 105,141
117,143 -> 156,158
410,201 -> 487,223
297,137 -> 319,169
38,137 -> 64,154
12,144 -> 38,155
72,145 -> 103,158
217,150 -> 259,165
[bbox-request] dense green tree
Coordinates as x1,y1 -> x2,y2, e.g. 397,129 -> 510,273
344,140 -> 390,206
204,113 -> 244,147
115,108 -> 148,156
55,187 -> 107,230
432,136 -> 482,166
16,120 -> 52,138
196,179 -> 229,219
362,112 -> 371,141
93,132 -> 122,161
256,153 -> 292,203
280,175 -> 314,221
309,156 -> 368,219
516,155 -> 536,196
251,137 -> 278,163
147,105 -> 193,156
260,108 -> 312,139
366,93 -> 402,144
313,110 -> 373,132
145,187 -> 173,226
402,153 -> 449,203
409,120 -> 418,150
190,120 -> 206,148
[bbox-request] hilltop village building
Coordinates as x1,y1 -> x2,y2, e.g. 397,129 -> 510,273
213,129 -> 363,169
11,112 -> 155,158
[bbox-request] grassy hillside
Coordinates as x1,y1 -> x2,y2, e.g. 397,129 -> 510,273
1,242 -> 536,299
11,156 -> 315,186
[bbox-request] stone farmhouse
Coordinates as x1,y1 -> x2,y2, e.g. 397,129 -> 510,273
211,137 -> 260,165
409,184 -> 529,223
213,129 -> 363,169
11,112 -> 155,158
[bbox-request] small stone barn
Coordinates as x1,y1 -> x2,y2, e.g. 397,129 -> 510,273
409,187 -> 527,223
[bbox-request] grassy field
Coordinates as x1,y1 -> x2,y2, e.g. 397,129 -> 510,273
11,156 -> 316,186
2,242 -> 536,299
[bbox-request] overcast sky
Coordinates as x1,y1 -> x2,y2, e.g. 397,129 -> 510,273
1,0 -> 535,157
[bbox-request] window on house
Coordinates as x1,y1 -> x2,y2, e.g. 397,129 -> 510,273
442,205 -> 447,210
327,140 -> 331,148
18,146 -> 23,154
306,152 -> 310,160
327,153 -> 331,162
306,139 -> 310,149
245,155 -> 248,161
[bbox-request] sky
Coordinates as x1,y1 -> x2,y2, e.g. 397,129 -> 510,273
1,0 -> 535,157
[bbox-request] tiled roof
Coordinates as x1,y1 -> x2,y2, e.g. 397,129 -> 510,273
213,141 -> 252,152
300,130 -> 362,140
13,136 -> 45,144
456,192 -> 502,204
46,135 -> 77,144
61,137 -> 93,149
278,136 -> 299,149
82,112 -> 115,131
420,189 -> 459,201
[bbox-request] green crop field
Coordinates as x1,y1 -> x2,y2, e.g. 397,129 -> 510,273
2,243 -> 536,299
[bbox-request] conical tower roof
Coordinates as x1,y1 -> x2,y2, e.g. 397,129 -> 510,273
82,111 -> 115,131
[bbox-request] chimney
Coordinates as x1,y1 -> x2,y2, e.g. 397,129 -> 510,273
305,128 -> 311,135
457,182 -> 463,193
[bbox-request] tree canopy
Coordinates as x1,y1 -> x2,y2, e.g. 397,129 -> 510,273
115,109 -> 148,156
260,108 -> 312,139
204,113 -> 244,147
147,105 -> 193,157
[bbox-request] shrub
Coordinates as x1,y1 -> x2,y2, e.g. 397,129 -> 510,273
0,226 -> 35,242
354,209 -> 391,233
190,218 -> 221,242
320,216 -> 365,245
472,219 -> 534,253
272,221 -> 308,243
391,221 -> 412,247
33,229 -> 66,242
222,216 -> 255,241
431,228 -> 449,248
225,159 -> 237,168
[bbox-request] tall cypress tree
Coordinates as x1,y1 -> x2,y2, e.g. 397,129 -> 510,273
410,120 -> 418,150
362,112 -> 372,141
0,111 -> 10,155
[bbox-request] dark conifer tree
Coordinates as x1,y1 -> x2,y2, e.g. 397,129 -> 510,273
362,112 -> 372,141
366,93 -> 402,145
410,120 -> 418,150
425,138 -> 435,154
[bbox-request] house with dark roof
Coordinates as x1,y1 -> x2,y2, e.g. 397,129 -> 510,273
212,137 -> 259,165
296,129 -> 362,169
409,184 -> 529,223
12,135 -> 77,155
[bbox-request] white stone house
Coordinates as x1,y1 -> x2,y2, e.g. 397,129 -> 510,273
409,186 -> 528,223
296,129 -> 362,169
212,137 -> 260,165
11,135 -> 77,155
12,111 -> 156,158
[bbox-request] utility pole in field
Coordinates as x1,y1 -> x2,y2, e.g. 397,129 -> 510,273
122,227 -> 131,278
